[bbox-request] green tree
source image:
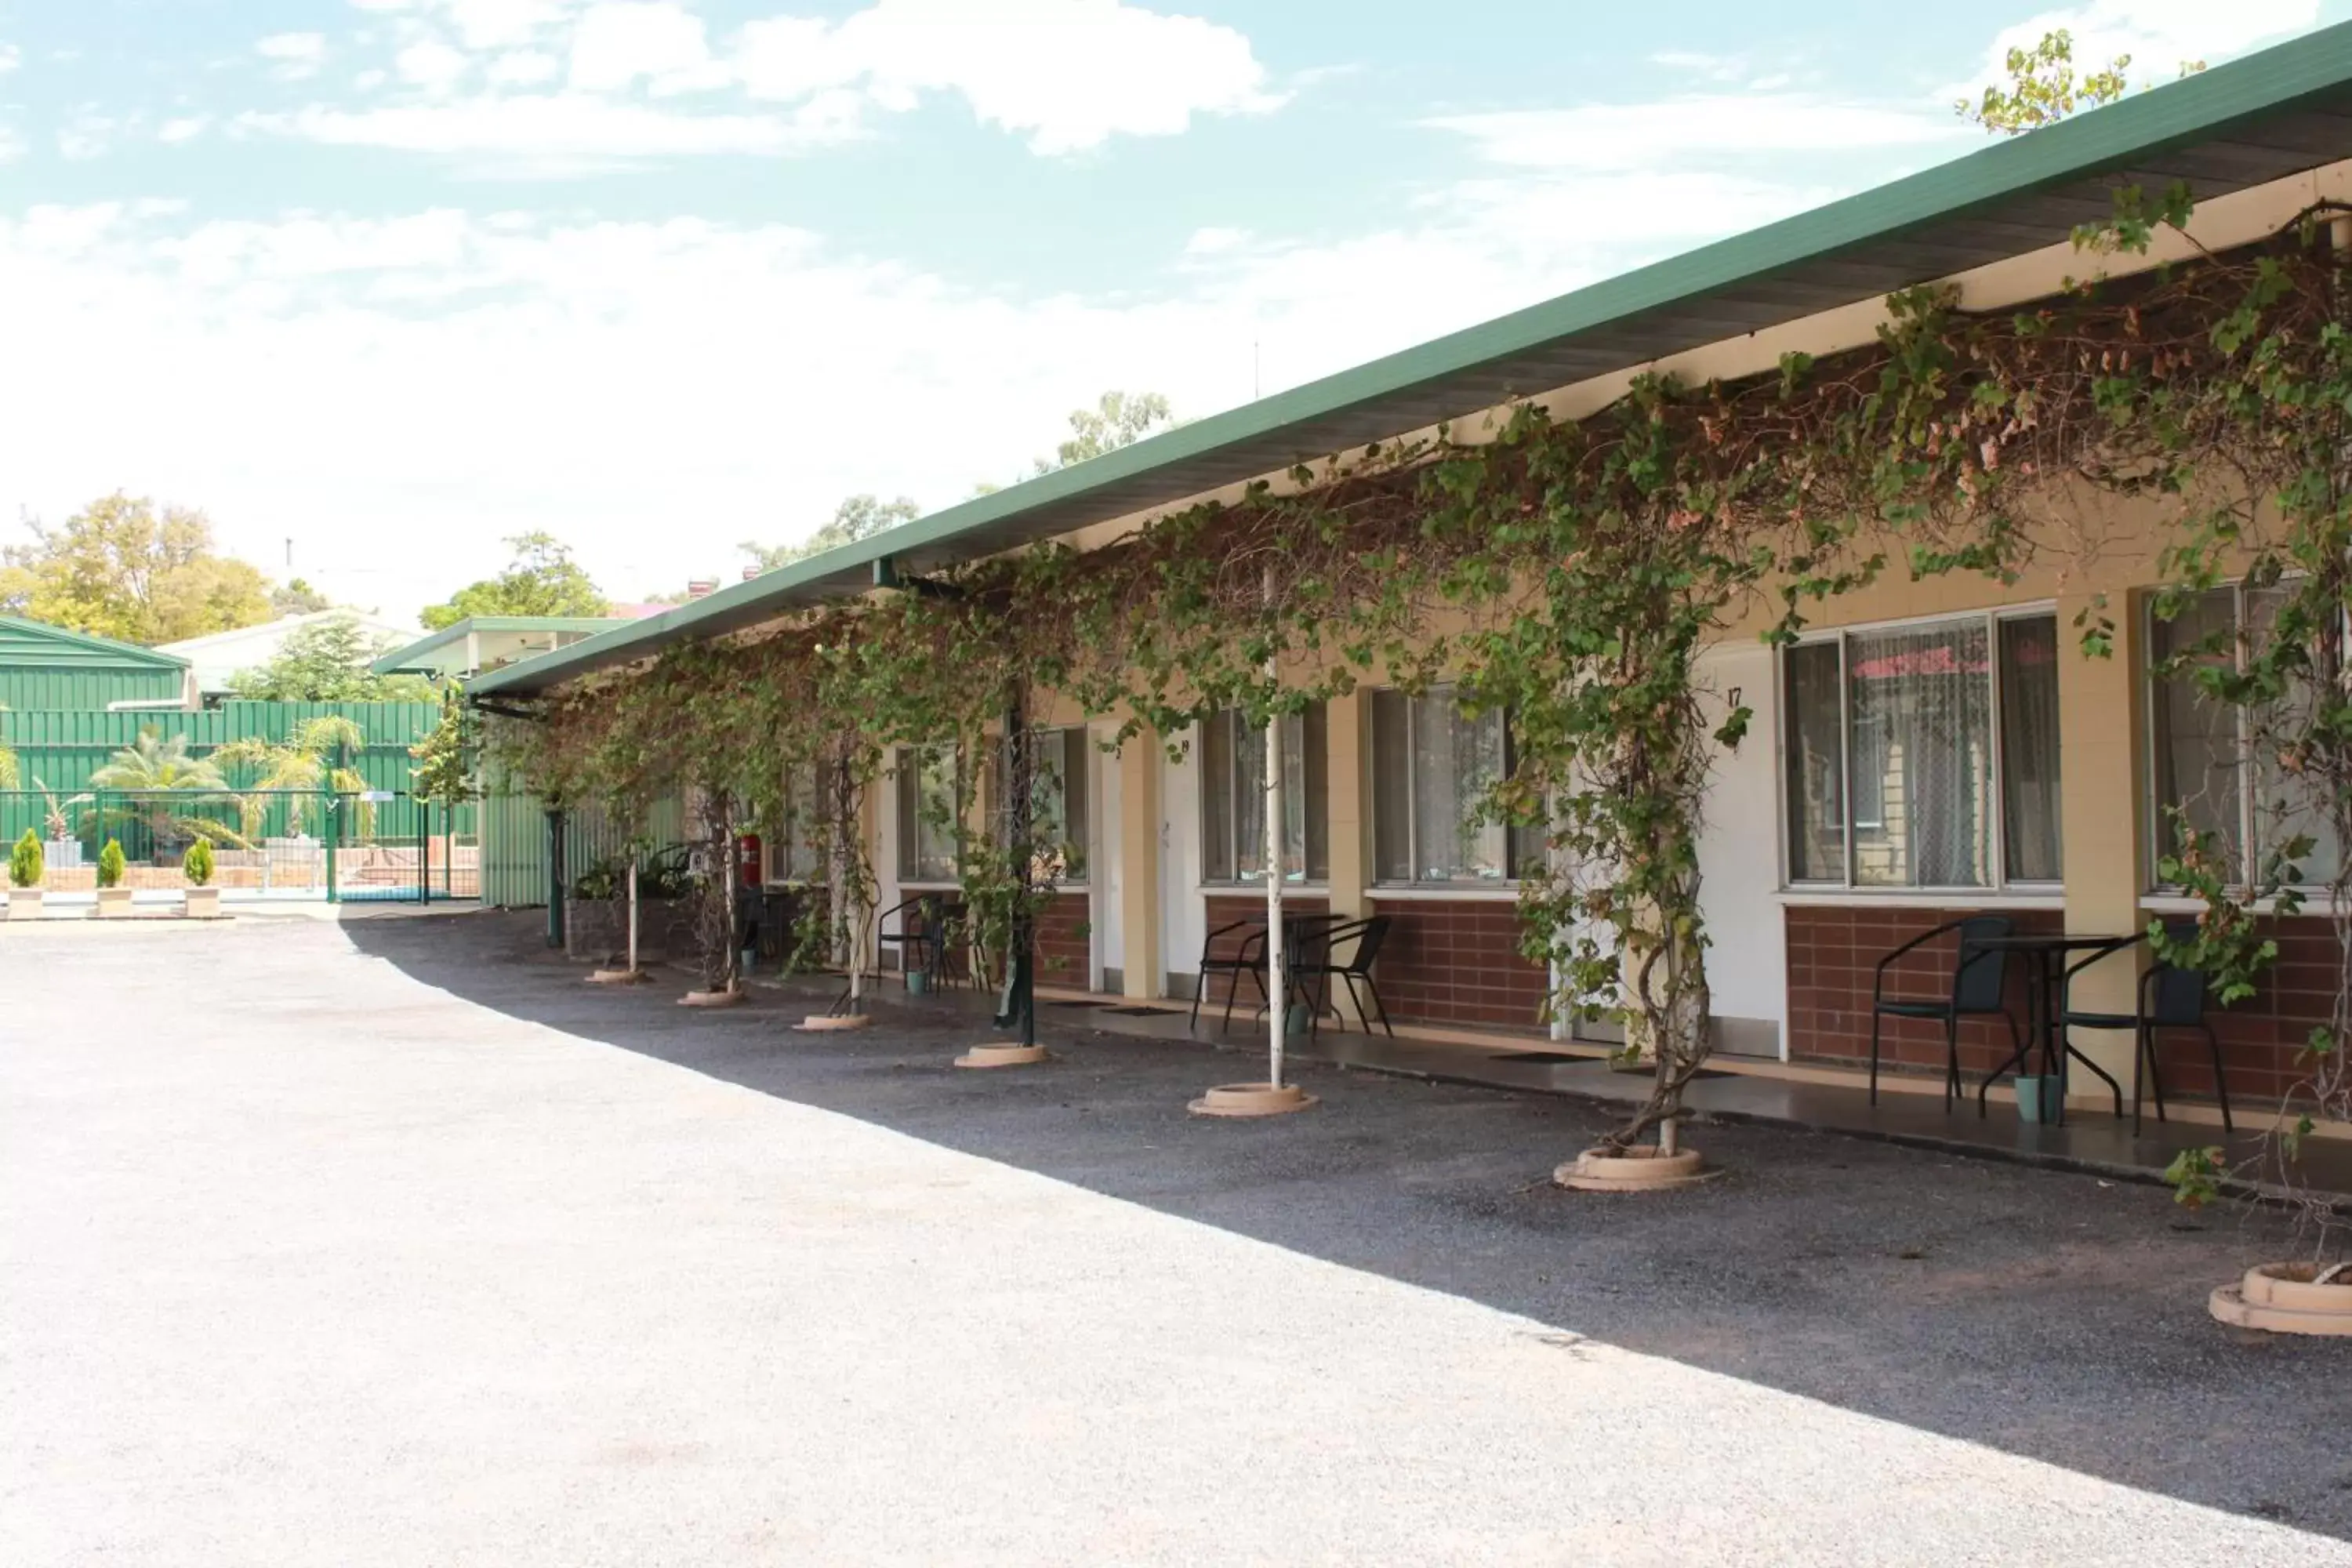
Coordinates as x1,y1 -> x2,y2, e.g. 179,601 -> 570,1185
0,493 -> 274,644
1959,29 -> 2204,136
271,577 -> 333,616
85,732 -> 247,849
740,495 -> 922,575
1038,390 -> 1177,472
409,687 -> 475,808
215,717 -> 369,840
226,615 -> 435,702
420,533 -> 609,631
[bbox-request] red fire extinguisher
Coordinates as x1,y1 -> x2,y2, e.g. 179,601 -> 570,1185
735,832 -> 763,887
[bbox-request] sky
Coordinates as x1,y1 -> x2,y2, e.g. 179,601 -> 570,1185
0,0 -> 2341,630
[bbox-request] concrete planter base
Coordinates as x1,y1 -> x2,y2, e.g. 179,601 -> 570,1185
1188,1081 -> 1318,1117
1555,1145 -> 1708,1192
2209,1264 -> 2352,1337
796,1013 -> 873,1033
7,888 -> 42,920
96,887 -> 134,918
954,1042 -> 1049,1069
182,887 -> 222,919
677,987 -> 746,1008
586,967 -> 650,985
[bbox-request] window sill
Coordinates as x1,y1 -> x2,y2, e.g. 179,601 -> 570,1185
1201,882 -> 1330,895
2140,892 -> 2345,917
1369,885 -> 1522,903
1776,888 -> 2067,910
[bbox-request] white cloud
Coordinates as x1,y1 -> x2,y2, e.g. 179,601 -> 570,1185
0,126 -> 21,163
56,111 -> 123,161
257,32 -> 329,81
487,49 -> 561,86
158,115 -> 211,144
355,69 -> 390,90
1428,96 -> 1962,171
568,2 -> 723,94
737,0 -> 1281,153
396,38 -> 472,92
258,0 -> 1279,167
0,42 -> 20,74
235,97 -> 833,171
1959,0 -> 2319,99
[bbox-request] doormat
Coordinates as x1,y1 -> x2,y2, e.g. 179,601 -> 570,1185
1105,1005 -> 1184,1017
1048,1000 -> 1110,1009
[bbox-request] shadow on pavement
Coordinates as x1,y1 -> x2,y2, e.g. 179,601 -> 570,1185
347,909 -> 2352,1539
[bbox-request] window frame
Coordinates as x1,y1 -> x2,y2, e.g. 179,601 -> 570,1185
1777,604 -> 2063,896
997,725 -> 1091,888
763,764 -> 830,885
2141,579 -> 2345,894
1367,684 -> 1543,890
1196,704 -> 1329,889
893,742 -> 963,887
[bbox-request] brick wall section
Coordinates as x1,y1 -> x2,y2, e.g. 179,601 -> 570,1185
1034,891 -> 1091,987
1370,899 -> 1547,1030
1786,905 -> 2336,1108
1787,905 -> 2057,1080
1196,895 -> 1328,1014
2166,915 -> 2340,1109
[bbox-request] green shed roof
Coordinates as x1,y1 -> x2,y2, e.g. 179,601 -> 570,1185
0,615 -> 190,671
474,21 -> 2352,699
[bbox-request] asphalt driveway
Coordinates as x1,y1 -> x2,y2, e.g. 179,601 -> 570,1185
5,910 -> 2348,1566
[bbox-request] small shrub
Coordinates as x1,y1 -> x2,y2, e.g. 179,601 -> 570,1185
182,837 -> 216,887
96,838 -> 126,890
9,829 -> 42,889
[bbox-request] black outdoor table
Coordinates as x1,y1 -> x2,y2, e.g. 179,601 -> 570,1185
1236,910 -> 1348,1021
1964,931 -> 2140,1125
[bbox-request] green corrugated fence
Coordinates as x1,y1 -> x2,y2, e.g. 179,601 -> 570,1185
478,791 -> 686,908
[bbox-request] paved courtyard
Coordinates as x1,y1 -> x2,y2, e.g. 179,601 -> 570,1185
5,910 -> 2350,1566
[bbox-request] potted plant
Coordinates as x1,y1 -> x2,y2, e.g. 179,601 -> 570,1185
182,837 -> 220,918
8,829 -> 43,919
95,838 -> 132,918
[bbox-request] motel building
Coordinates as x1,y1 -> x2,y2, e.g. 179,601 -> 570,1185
469,33 -> 2352,1142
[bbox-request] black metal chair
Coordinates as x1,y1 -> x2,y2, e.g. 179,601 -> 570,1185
1191,920 -> 1270,1033
1869,914 -> 2024,1110
876,894 -> 966,990
2062,919 -> 2231,1134
1294,916 -> 1396,1040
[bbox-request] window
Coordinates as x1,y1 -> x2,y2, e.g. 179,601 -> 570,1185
1370,687 -> 1543,885
997,727 -> 1091,885
1781,611 -> 2063,890
766,766 -> 829,883
1200,705 -> 1327,884
894,745 -> 960,884
2147,585 -> 2343,889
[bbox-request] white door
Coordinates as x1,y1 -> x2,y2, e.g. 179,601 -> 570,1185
1695,642 -> 1786,1058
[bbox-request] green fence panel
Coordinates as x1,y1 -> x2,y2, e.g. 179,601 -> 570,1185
477,790 -> 685,908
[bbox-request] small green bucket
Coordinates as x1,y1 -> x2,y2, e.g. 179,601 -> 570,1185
906,970 -> 931,996
2013,1074 -> 2060,1123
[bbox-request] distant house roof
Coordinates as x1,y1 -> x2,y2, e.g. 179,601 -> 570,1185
158,611 -> 419,693
474,22 -> 2352,698
371,615 -> 637,676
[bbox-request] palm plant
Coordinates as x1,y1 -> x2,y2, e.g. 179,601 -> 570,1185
215,717 -> 372,839
86,732 -> 250,852
29,776 -> 92,841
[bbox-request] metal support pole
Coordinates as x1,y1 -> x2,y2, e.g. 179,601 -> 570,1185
1265,698 -> 1287,1091
993,689 -> 1036,1046
324,791 -> 340,904
545,807 -> 567,949
626,858 -> 641,975
418,803 -> 430,905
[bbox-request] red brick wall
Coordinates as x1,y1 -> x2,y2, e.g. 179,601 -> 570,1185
1035,891 -> 1091,986
1787,905 -> 2059,1080
1368,898 -> 1546,1030
2162,915 -> 2341,1109
1785,906 -> 2337,1108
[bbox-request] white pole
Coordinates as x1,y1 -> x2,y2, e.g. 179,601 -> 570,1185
1265,706 -> 1285,1090
626,859 -> 640,975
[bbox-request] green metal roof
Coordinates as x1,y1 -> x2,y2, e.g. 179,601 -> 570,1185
474,22 -> 2352,699
372,615 -> 633,674
0,614 -> 191,671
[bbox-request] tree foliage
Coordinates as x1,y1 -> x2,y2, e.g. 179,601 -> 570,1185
270,578 -> 333,616
740,494 -> 923,575
1040,390 -> 1177,472
420,532 -> 609,631
1959,27 -> 2204,136
409,686 -> 475,808
0,493 -> 274,644
225,615 -> 435,702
